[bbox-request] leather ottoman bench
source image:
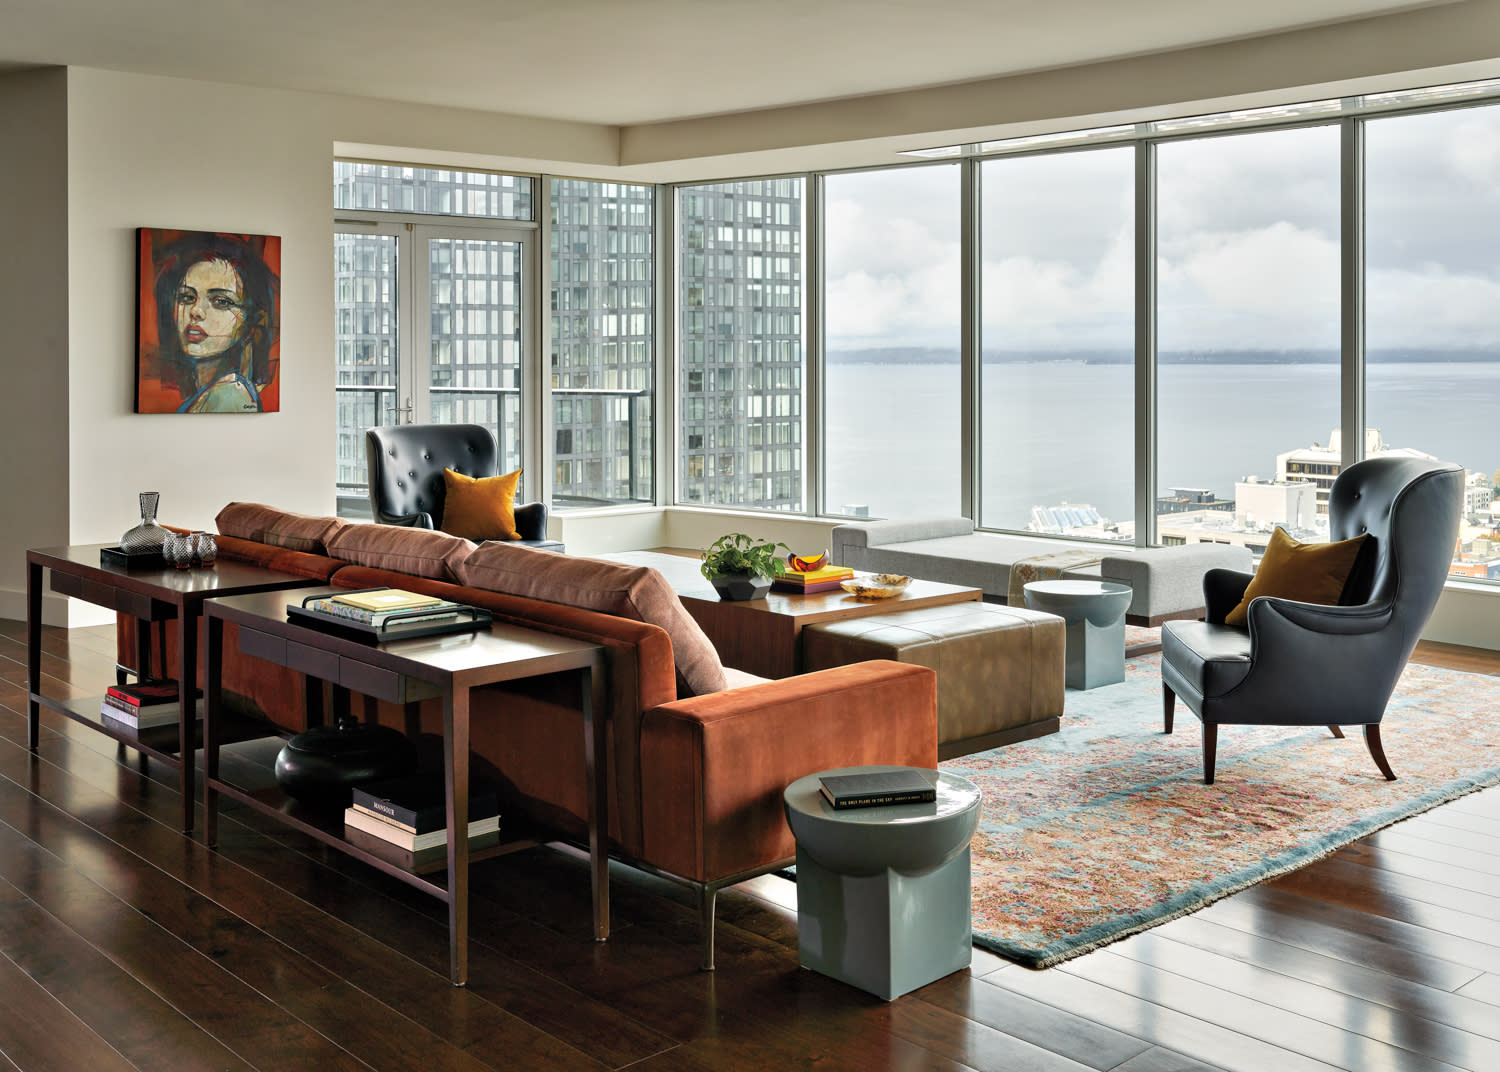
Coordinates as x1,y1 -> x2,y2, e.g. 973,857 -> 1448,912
800,602 -> 1065,760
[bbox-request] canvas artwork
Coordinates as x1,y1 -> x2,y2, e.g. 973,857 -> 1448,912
136,228 -> 281,413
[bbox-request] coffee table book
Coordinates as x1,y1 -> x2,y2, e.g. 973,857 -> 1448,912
342,826 -> 504,873
344,807 -> 501,851
352,774 -> 499,833
287,595 -> 492,643
819,769 -> 937,810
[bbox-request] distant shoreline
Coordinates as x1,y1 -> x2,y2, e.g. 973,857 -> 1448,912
825,348 -> 1500,365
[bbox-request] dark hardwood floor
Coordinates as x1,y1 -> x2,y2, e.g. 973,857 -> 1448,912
1,620 -> 1497,1072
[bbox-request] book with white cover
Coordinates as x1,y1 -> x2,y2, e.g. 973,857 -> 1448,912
343,806 -> 500,852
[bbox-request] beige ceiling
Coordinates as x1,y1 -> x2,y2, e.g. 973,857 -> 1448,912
0,0 -> 1462,126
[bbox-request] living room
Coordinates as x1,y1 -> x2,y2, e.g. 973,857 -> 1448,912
3,1 -> 1500,1069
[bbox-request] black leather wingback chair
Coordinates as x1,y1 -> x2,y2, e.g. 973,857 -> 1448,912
365,423 -> 564,551
1161,456 -> 1463,784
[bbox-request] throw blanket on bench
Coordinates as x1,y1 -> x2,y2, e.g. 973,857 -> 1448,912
1006,549 -> 1105,607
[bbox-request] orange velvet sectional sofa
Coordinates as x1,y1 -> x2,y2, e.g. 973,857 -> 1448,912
123,504 -> 939,967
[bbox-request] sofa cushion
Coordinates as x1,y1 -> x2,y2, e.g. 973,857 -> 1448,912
216,502 -> 348,554
460,542 -> 728,696
440,467 -> 522,542
324,523 -> 475,582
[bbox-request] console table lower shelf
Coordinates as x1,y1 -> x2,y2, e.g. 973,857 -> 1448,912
201,588 -> 609,987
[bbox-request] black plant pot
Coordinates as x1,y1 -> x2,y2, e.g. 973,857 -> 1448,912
710,572 -> 772,601
274,715 -> 417,808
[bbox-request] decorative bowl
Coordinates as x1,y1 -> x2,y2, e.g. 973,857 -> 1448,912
840,573 -> 912,600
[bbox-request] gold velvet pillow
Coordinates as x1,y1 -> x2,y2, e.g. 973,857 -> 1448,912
1224,527 -> 1369,627
440,468 -> 522,542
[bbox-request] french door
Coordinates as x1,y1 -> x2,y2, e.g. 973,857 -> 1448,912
334,221 -> 538,513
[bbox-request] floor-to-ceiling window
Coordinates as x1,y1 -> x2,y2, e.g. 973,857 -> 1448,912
822,164 -> 960,519
333,163 -> 535,514
549,179 -> 654,507
1366,105 -> 1500,580
1155,125 -> 1342,554
676,179 -> 805,510
979,147 -> 1135,539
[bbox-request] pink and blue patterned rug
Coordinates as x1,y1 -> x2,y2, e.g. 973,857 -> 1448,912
945,650 -> 1500,968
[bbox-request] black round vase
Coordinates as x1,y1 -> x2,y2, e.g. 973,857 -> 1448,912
274,716 -> 417,808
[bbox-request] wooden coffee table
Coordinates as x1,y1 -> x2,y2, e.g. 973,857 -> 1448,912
602,551 -> 982,679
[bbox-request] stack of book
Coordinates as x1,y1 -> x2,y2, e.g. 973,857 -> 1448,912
301,588 -> 464,628
100,679 -> 192,730
819,769 -> 937,810
344,775 -> 501,868
772,564 -> 855,594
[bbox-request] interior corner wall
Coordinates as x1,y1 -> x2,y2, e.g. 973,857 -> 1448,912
65,68 -> 337,553
0,69 -> 72,624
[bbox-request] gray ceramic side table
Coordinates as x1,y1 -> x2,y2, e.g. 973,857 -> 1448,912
1023,579 -> 1134,689
783,765 -> 982,1000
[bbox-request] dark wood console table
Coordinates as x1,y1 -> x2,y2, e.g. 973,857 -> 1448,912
201,588 -> 608,986
25,544 -> 317,833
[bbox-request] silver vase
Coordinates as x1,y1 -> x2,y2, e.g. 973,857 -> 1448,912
120,491 -> 168,553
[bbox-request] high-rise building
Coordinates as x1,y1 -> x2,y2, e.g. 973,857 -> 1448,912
676,179 -> 805,511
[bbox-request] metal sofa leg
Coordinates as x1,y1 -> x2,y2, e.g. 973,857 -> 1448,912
699,885 -> 718,971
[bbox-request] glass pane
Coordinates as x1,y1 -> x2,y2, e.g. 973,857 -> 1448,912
979,147 -> 1135,539
1367,105 -> 1500,581
677,178 -> 805,511
334,232 -> 399,516
549,179 -> 655,507
334,161 -> 533,221
428,238 -> 523,479
823,165 -> 960,519
1157,125 -> 1341,555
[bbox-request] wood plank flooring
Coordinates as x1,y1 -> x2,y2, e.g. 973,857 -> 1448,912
1,619 -> 1496,1072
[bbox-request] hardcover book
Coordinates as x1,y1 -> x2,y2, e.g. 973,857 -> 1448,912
301,596 -> 461,628
330,588 -> 443,613
106,679 -> 183,706
351,775 -> 500,834
343,826 -> 502,871
343,807 -> 501,852
818,769 -> 936,810
100,699 -> 179,729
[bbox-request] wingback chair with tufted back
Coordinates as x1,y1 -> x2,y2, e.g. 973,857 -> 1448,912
365,423 -> 564,551
1160,456 -> 1464,784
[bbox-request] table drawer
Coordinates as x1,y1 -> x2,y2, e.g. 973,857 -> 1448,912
237,626 -> 285,666
287,641 -> 339,681
50,571 -> 160,620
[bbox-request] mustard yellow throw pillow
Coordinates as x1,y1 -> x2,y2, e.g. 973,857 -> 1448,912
1224,526 -> 1368,627
440,468 -> 522,542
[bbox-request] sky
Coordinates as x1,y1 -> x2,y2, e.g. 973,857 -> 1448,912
822,102 -> 1500,353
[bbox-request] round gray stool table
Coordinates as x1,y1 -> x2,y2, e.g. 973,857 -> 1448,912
783,765 -> 982,1000
1023,579 -> 1134,690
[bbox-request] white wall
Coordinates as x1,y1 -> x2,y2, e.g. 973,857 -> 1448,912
0,69 -> 72,624
0,68 -> 619,624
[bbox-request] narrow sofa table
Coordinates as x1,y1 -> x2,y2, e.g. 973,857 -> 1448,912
200,588 -> 608,986
26,544 -> 318,834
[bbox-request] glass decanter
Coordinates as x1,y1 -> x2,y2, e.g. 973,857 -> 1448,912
120,492 -> 168,554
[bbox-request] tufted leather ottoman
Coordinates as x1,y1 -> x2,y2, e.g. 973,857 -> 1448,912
801,602 -> 1065,760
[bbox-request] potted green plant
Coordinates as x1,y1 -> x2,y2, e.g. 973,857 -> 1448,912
700,533 -> 790,601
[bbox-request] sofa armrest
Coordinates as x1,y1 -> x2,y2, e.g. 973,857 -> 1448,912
638,661 -> 938,883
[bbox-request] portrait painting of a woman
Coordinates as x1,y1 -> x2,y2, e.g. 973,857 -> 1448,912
136,228 -> 281,413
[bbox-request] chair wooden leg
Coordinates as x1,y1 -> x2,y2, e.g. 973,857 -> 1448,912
1328,725 -> 1345,739
1202,724 -> 1217,785
1163,685 -> 1175,735
1365,724 -> 1396,781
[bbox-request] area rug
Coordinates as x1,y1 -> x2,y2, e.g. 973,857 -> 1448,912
946,650 -> 1500,969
